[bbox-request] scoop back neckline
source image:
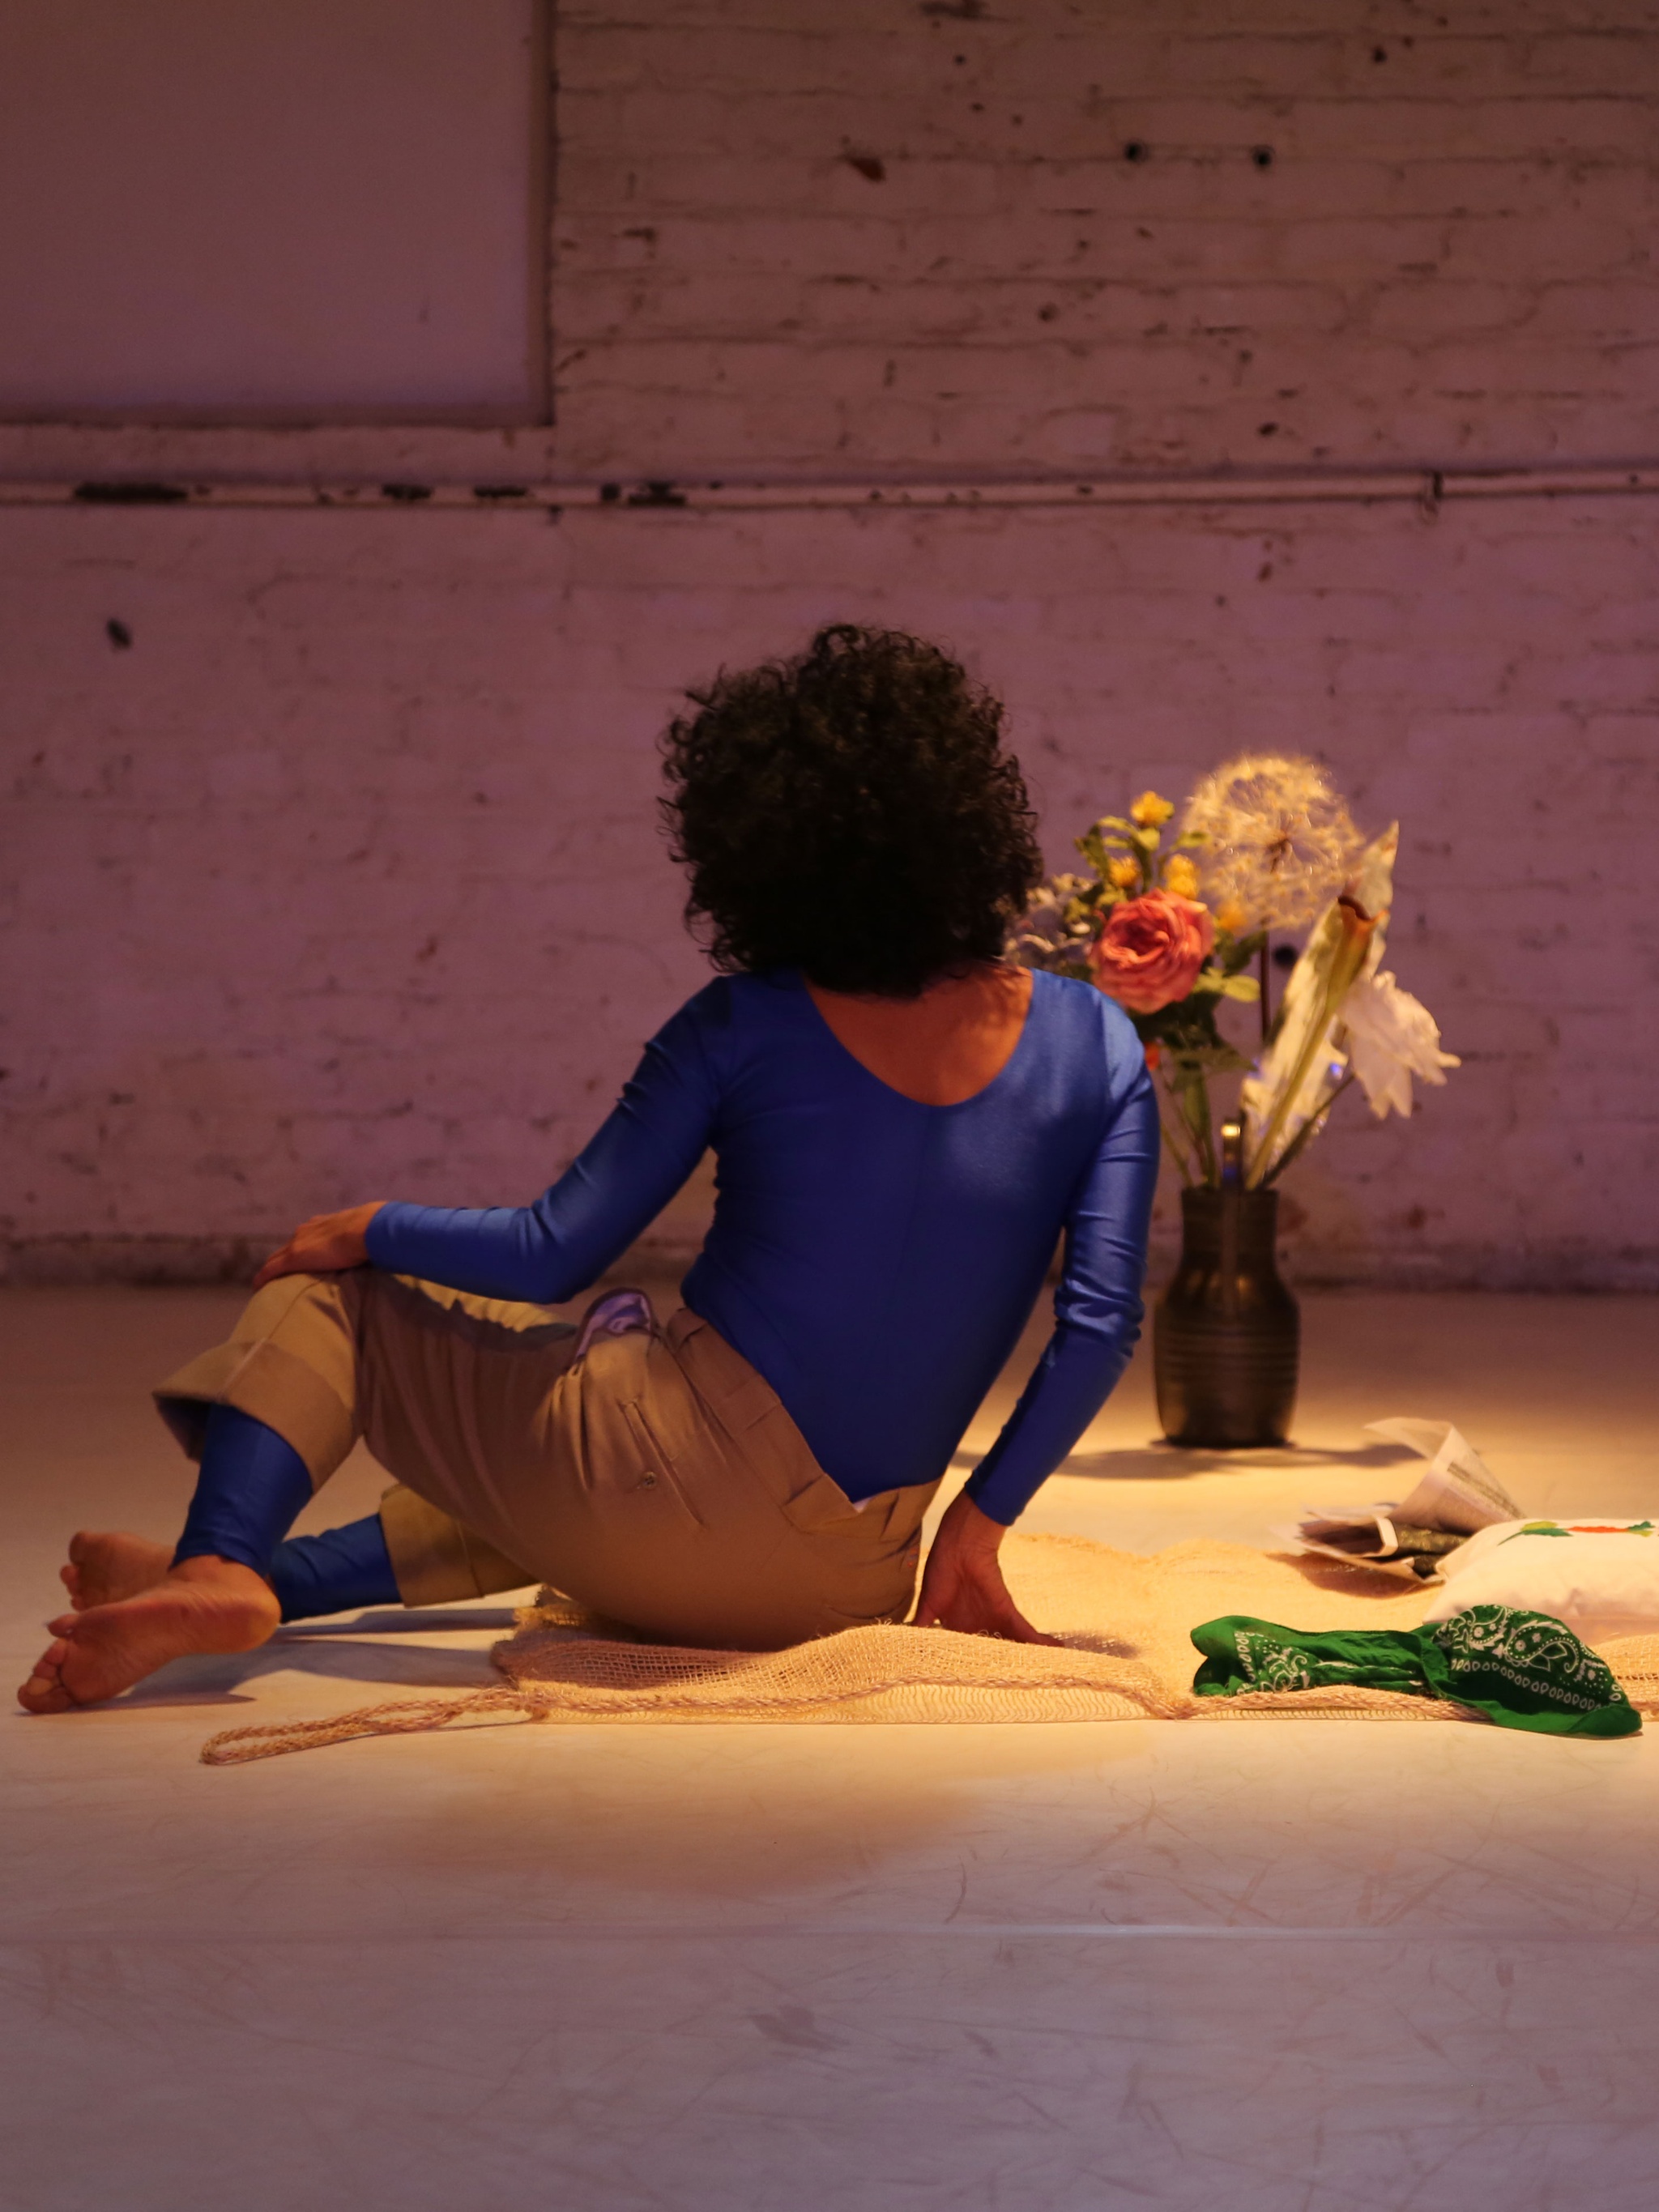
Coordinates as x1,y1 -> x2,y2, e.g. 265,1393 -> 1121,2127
793,967 -> 1047,1113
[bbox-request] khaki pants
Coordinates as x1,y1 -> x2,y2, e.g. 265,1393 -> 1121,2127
154,1272 -> 936,1649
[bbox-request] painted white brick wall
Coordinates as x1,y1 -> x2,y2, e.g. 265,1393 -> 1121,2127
5,490 -> 1654,1286
2,1 -> 1657,1286
557,0 -> 1659,475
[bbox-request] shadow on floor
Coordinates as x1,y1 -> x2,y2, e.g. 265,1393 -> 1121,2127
100,1626 -> 505,1709
283,1607 -> 524,1637
1271,1551 -> 1429,1599
954,1443 -> 1423,1483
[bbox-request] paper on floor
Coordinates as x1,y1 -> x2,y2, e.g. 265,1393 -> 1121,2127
1272,1419 -> 1522,1579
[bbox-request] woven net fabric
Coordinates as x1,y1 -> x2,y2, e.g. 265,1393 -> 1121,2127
200,1534 -> 1659,1764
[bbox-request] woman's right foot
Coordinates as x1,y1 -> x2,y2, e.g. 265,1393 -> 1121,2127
61,1530 -> 175,1611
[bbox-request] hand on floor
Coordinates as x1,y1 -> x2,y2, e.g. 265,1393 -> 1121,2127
254,1202 -> 386,1287
913,1490 -> 1060,1644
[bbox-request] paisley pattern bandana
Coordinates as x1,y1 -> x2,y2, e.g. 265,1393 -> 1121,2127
1191,1604 -> 1640,1738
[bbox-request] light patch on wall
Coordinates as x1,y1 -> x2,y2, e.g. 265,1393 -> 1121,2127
0,0 -> 543,418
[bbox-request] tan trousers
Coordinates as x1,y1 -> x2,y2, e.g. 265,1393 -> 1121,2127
153,1272 -> 936,1649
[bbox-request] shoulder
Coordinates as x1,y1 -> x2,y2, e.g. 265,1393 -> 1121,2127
641,979 -> 733,1082
1030,970 -> 1140,1059
1030,972 -> 1149,1107
669,976 -> 736,1034
650,970 -> 808,1063
673,969 -> 806,1032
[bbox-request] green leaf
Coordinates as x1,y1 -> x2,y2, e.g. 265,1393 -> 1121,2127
1214,928 -> 1265,974
1074,827 -> 1131,877
1132,997 -> 1239,1058
1220,974 -> 1261,1002
1166,1044 -> 1249,1076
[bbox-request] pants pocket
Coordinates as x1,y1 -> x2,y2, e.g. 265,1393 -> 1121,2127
620,1397 -> 708,1530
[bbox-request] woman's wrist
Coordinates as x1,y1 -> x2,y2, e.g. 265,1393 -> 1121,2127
356,1200 -> 390,1255
944,1489 -> 1008,1554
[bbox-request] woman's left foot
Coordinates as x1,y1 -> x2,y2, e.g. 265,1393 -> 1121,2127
18,1558 -> 281,1713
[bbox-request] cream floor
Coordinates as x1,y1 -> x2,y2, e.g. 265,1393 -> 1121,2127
3,1283 -> 1658,2212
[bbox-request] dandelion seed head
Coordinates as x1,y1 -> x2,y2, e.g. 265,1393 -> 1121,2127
1180,754 -> 1363,933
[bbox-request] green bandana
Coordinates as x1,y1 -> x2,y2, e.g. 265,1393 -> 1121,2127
1190,1604 -> 1640,1739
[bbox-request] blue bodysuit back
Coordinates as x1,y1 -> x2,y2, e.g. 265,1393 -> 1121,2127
366,969 -> 1158,1524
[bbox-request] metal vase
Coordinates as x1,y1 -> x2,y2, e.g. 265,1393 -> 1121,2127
1154,1186 -> 1299,1448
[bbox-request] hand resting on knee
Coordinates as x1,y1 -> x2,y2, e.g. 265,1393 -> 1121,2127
254,1202 -> 386,1288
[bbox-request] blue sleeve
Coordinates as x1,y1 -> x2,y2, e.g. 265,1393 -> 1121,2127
364,995 -> 722,1306
963,1048 -> 1160,1525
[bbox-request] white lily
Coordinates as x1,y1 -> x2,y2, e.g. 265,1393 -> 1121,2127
1337,969 -> 1460,1120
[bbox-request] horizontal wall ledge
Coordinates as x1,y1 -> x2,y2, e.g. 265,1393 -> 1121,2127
2,464 -> 1657,514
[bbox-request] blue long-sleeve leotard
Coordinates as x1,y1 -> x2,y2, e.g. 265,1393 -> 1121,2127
365,968 -> 1158,1524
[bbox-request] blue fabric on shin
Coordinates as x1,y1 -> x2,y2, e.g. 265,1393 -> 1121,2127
269,1516 -> 399,1622
173,1404 -> 314,1577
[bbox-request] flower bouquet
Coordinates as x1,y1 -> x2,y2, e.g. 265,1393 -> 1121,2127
1013,757 -> 1459,1447
1012,757 -> 1458,1190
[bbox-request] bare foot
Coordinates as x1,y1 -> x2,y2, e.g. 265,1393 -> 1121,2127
18,1558 -> 280,1713
61,1530 -> 175,1611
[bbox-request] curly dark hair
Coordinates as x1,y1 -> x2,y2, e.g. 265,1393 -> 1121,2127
660,624 -> 1042,998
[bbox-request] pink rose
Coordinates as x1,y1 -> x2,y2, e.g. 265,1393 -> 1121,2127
1089,890 -> 1215,1014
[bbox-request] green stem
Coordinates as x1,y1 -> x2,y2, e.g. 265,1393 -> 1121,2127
1179,1073 -> 1218,1187
1157,1107 -> 1196,1187
1260,1072 -> 1358,1187
1154,1068 -> 1201,1186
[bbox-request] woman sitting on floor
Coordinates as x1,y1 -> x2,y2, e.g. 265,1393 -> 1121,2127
20,624 -> 1158,1713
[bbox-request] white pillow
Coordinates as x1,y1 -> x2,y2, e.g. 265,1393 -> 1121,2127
1422,1518 -> 1659,1643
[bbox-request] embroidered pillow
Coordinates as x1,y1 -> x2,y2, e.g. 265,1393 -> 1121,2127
1423,1518 -> 1659,1643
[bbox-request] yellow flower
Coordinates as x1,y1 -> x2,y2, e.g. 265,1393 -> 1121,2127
1107,857 -> 1141,889
1164,854 -> 1201,899
1130,790 -> 1176,828
1214,897 -> 1248,934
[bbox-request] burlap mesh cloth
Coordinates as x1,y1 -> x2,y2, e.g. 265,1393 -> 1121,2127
200,1533 -> 1659,1764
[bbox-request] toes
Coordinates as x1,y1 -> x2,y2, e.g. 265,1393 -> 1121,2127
17,1643 -> 75,1715
18,1673 -> 71,1715
64,1535 -> 92,1606
46,1610 -> 81,1639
